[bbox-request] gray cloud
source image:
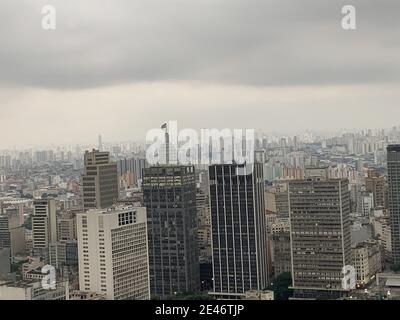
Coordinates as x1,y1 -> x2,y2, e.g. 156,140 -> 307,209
0,1 -> 399,148
0,0 -> 399,89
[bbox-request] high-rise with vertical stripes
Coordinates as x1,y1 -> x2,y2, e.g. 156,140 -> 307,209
208,163 -> 268,299
142,165 -> 200,299
387,145 -> 400,265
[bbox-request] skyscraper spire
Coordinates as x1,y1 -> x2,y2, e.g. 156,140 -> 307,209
98,134 -> 103,151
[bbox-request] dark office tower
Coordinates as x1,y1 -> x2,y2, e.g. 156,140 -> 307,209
288,167 -> 351,299
142,165 -> 200,299
387,145 -> 400,265
208,163 -> 268,299
82,149 -> 118,211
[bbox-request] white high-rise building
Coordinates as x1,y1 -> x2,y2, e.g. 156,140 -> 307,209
32,199 -> 57,260
77,206 -> 150,300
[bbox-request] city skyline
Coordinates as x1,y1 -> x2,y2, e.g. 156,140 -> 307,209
0,124 -> 398,151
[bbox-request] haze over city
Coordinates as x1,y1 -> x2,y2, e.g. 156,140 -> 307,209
1,0 -> 400,148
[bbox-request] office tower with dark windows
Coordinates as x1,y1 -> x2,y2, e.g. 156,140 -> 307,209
208,163 -> 268,299
288,167 -> 351,299
32,199 -> 57,260
82,149 -> 118,211
142,165 -> 200,299
387,145 -> 400,265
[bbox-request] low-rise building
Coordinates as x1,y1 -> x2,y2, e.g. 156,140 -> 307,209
0,279 -> 69,300
352,241 -> 382,287
69,290 -> 106,300
243,290 -> 274,300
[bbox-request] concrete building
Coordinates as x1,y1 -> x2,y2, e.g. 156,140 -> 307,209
271,219 -> 291,277
243,290 -> 274,300
288,167 -> 351,299
372,216 -> 392,258
69,290 -> 106,300
142,165 -> 200,299
77,206 -> 150,300
82,150 -> 118,211
0,248 -> 10,276
22,257 -> 44,275
117,157 -> 148,188
57,212 -> 76,241
265,191 -> 277,213
0,279 -> 69,300
49,240 -> 78,269
265,185 -> 289,217
0,211 -> 25,256
366,172 -> 386,209
208,163 -> 269,299
359,192 -> 374,218
196,190 -> 211,263
352,241 -> 382,287
32,199 -> 57,260
387,145 -> 400,265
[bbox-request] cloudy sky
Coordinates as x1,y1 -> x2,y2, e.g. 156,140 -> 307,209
0,0 -> 399,148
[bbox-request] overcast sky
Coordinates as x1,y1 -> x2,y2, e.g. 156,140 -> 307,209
0,0 -> 399,148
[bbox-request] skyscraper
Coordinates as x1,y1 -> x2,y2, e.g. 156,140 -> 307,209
0,207 -> 25,256
98,134 -> 103,151
288,167 -> 351,299
82,149 -> 118,211
208,163 -> 269,299
32,199 -> 57,260
77,205 -> 150,300
387,145 -> 400,265
365,170 -> 386,209
142,165 -> 200,299
116,157 -> 148,187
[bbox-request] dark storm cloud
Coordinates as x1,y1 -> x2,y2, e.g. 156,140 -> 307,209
0,0 -> 399,89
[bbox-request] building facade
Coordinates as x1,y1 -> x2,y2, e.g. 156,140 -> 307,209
77,206 -> 150,300
387,145 -> 400,265
352,241 -> 382,287
209,163 -> 269,299
32,199 -> 57,260
82,149 -> 118,211
288,168 -> 351,299
142,165 -> 200,299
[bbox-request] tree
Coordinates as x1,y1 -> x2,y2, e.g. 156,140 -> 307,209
266,272 -> 293,300
168,292 -> 215,300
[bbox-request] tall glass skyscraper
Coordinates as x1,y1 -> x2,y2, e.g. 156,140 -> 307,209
142,165 -> 200,299
387,145 -> 400,265
208,163 -> 268,299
